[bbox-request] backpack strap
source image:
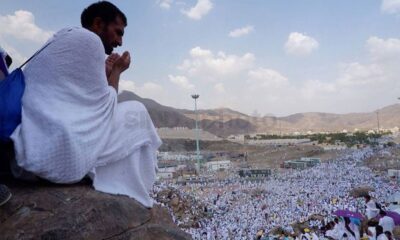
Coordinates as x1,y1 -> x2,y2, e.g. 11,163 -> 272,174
18,40 -> 52,69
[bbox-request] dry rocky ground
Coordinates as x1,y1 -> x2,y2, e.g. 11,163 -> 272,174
154,187 -> 209,229
160,139 -> 337,169
0,179 -> 191,240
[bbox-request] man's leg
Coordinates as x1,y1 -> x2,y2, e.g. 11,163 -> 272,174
0,140 -> 13,175
0,141 -> 12,207
92,144 -> 157,208
92,101 -> 161,207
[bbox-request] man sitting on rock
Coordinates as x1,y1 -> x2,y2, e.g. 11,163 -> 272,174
10,1 -> 161,208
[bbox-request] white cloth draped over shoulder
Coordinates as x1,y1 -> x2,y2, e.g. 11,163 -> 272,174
11,27 -> 162,207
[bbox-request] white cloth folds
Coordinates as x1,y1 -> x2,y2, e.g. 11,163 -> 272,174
11,27 -> 161,207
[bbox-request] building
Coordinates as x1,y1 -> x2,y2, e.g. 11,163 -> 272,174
298,157 -> 321,167
283,160 -> 307,170
158,162 -> 178,172
238,169 -> 272,178
156,127 -> 221,141
283,158 -> 320,170
157,171 -> 174,179
205,160 -> 231,171
388,169 -> 400,179
246,138 -> 311,146
157,152 -> 204,162
157,162 -> 178,179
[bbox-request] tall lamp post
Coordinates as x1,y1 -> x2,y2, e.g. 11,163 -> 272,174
376,111 -> 380,133
191,94 -> 201,174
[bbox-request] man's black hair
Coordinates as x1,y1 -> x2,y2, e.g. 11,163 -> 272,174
334,217 -> 339,223
5,55 -> 12,68
81,1 -> 127,28
376,225 -> 384,236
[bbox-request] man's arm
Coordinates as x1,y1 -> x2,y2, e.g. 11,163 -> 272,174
107,51 -> 131,92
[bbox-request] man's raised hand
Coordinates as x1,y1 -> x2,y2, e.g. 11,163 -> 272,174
106,51 -> 131,92
113,51 -> 131,74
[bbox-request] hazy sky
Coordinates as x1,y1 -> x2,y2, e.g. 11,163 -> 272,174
1,0 -> 400,116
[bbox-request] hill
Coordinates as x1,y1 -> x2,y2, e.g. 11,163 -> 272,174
118,91 -> 256,137
118,90 -> 400,136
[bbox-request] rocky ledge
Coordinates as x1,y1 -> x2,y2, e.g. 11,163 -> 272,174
0,180 -> 191,240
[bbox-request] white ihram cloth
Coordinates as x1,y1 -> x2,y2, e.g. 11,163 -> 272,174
11,27 -> 161,207
379,216 -> 395,234
366,200 -> 380,220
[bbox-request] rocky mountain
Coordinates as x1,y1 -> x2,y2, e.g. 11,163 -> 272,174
179,107 -> 249,122
118,91 -> 195,128
118,91 -> 256,137
264,104 -> 400,133
118,90 -> 400,136
199,118 -> 256,137
0,180 -> 190,240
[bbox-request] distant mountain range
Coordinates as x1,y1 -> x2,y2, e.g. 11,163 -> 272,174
118,91 -> 256,137
118,91 -> 400,137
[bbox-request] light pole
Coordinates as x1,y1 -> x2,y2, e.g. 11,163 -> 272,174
376,111 -> 380,133
191,94 -> 201,175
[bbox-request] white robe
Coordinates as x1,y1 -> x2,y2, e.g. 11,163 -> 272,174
379,216 -> 395,234
366,200 -> 380,220
11,27 -> 161,207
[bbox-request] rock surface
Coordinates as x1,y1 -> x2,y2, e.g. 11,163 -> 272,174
155,187 -> 209,228
349,185 -> 374,198
0,180 -> 191,240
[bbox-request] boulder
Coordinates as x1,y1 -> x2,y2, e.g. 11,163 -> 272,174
269,226 -> 288,236
154,187 -> 209,228
308,214 -> 325,221
170,196 -> 180,207
0,180 -> 191,240
291,222 -> 309,236
349,186 -> 374,198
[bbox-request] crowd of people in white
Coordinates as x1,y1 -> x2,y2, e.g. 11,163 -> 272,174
155,147 -> 399,240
